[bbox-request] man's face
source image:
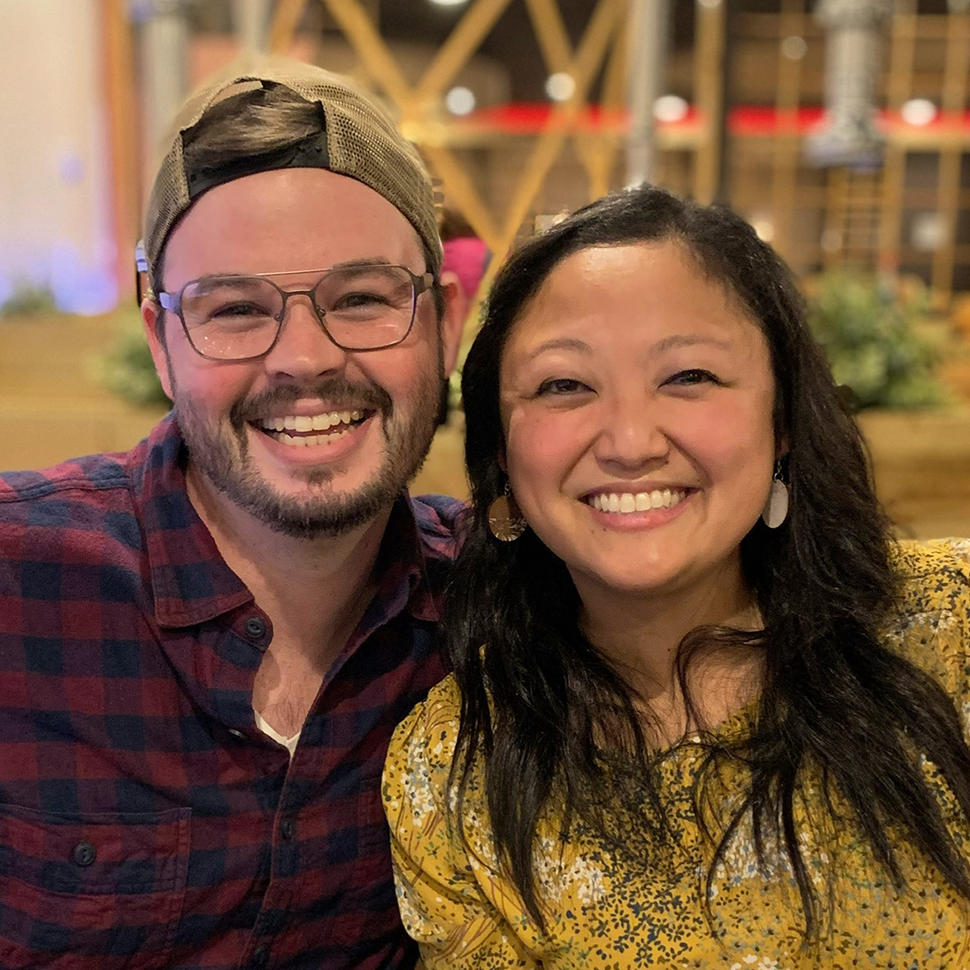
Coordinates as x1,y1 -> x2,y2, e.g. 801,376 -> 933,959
142,168 -> 460,538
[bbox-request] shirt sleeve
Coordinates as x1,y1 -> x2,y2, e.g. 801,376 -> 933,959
382,680 -> 542,970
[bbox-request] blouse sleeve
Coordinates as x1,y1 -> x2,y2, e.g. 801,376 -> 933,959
382,679 -> 542,969
892,538 -> 970,738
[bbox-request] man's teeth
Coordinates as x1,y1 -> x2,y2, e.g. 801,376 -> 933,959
259,410 -> 362,433
587,489 -> 686,513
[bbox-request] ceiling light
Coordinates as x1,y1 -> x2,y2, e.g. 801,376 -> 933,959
445,86 -> 476,116
900,98 -> 937,126
653,95 -> 688,123
545,72 -> 575,102
781,35 -> 807,60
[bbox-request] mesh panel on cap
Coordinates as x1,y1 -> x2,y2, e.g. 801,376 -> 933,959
142,57 -> 440,281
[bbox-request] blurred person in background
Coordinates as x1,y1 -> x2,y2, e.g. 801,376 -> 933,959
0,56 -> 462,970
384,184 -> 970,968
439,206 -> 490,325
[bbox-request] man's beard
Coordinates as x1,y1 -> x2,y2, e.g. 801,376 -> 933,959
173,371 -> 442,539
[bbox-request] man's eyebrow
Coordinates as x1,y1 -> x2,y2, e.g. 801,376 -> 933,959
329,257 -> 394,270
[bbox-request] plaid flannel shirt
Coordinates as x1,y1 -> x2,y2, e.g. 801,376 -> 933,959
0,414 -> 461,970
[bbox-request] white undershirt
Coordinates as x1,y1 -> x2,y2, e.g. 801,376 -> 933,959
254,710 -> 301,758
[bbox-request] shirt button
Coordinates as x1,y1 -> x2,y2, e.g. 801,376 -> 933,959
280,818 -> 296,840
72,841 -> 97,867
245,617 -> 266,639
228,728 -> 246,739
251,945 -> 270,967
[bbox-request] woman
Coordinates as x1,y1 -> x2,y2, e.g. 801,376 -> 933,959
382,185 -> 970,967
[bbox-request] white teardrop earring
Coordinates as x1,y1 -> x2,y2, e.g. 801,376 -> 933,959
761,460 -> 789,529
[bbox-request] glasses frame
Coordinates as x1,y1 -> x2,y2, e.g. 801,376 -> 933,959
154,263 -> 435,362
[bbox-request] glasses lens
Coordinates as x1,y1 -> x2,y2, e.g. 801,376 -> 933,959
314,265 -> 416,350
180,277 -> 283,360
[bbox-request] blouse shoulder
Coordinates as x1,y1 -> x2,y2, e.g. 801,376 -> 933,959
386,674 -> 463,783
383,676 -> 546,968
887,538 -> 970,716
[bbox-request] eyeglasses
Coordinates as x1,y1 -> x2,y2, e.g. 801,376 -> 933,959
154,263 -> 435,361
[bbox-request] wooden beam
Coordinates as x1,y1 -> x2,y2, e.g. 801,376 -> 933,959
693,0 -> 726,203
877,145 -> 905,277
415,0 -> 515,103
268,0 -> 307,53
930,11 -> 969,305
523,0 -> 572,73
100,0 -> 140,305
885,6 -> 917,112
421,145 -> 501,246
320,0 -> 414,108
498,0 -> 624,246
770,0 -> 805,264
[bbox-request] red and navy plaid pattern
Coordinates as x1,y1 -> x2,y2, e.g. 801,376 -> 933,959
0,414 -> 460,970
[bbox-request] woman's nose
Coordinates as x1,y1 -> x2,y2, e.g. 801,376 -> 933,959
592,392 -> 671,470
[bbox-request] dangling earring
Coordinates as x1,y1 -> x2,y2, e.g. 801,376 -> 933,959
487,481 -> 527,542
761,459 -> 789,529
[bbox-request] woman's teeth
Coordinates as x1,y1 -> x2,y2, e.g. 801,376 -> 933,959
587,488 -> 686,513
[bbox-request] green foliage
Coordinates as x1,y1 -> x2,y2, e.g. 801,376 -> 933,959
806,273 -> 946,410
0,280 -> 58,316
95,310 -> 170,408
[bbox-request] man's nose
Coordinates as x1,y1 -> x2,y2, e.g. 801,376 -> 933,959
262,294 -> 348,379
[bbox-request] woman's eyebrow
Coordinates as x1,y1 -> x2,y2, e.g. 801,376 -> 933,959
652,333 -> 734,353
520,337 -> 592,360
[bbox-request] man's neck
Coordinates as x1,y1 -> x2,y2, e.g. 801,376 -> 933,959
185,466 -> 393,736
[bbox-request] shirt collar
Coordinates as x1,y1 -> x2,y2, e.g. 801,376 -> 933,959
129,414 -> 253,627
129,414 -> 447,629
370,494 -> 443,627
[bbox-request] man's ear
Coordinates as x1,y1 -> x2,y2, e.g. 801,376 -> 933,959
141,299 -> 174,402
436,271 -> 466,377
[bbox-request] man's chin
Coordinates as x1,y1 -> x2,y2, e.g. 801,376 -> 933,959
221,476 -> 400,540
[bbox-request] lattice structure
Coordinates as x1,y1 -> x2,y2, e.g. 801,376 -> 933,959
731,0 -> 970,304
263,0 -> 728,312
101,1 -> 970,304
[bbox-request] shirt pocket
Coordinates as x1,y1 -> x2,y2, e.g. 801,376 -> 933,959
0,803 -> 191,970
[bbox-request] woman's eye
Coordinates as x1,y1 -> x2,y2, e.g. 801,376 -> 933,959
535,377 -> 591,396
664,368 -> 721,387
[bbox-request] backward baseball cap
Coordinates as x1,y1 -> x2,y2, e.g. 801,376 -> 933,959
140,54 -> 441,282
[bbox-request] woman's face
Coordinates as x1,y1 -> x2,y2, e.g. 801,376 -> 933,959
498,241 -> 779,612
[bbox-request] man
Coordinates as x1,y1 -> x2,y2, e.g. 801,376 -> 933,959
0,57 -> 463,969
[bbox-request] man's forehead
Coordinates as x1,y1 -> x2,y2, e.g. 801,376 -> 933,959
161,168 -> 427,281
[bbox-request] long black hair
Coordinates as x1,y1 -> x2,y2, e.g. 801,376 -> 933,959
446,184 -> 970,939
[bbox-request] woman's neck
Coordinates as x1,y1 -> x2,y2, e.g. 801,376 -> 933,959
578,568 -> 763,744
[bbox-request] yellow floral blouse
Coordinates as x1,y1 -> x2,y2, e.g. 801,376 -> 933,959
382,539 -> 970,969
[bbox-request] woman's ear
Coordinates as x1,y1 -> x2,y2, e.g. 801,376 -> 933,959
775,431 -> 789,462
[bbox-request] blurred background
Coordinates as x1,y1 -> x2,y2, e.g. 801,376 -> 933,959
2,0 -> 970,536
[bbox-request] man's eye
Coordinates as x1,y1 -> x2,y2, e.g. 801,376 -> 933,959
535,378 -> 591,396
210,302 -> 271,318
334,291 -> 389,309
664,368 -> 721,387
